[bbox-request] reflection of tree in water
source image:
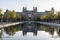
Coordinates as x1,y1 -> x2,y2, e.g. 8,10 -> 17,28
40,25 -> 59,37
4,25 -> 20,36
58,28 -> 60,37
4,24 -> 60,37
0,29 -> 2,39
48,27 -> 54,36
40,25 -> 52,32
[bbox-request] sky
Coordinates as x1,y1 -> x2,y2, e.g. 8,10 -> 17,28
0,0 -> 60,12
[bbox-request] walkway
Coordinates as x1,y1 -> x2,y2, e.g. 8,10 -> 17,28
0,22 -> 24,28
37,22 -> 60,28
0,21 -> 60,28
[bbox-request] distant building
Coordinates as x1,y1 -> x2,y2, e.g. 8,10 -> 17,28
16,7 -> 55,21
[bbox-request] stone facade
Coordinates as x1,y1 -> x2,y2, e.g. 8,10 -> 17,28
16,7 -> 55,21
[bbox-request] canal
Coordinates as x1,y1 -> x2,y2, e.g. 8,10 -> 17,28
0,23 -> 60,40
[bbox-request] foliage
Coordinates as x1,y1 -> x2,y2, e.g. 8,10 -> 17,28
0,9 -> 3,19
40,11 -> 59,22
4,9 -> 21,22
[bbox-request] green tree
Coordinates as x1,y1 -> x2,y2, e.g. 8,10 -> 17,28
4,9 -> 21,22
0,9 -> 3,22
4,9 -> 12,22
11,10 -> 16,19
16,14 -> 21,21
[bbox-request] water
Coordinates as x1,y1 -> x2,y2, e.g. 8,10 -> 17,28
0,23 -> 60,40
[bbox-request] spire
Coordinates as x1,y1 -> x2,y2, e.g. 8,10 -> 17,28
51,7 -> 55,13
51,7 -> 54,12
23,7 -> 27,12
33,7 -> 37,12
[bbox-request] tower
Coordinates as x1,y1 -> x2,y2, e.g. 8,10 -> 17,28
51,7 -> 54,13
33,7 -> 37,12
23,7 -> 27,12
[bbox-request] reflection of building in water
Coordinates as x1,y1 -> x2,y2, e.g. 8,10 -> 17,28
22,23 -> 37,36
4,23 -> 38,36
23,29 -> 37,36
4,23 -> 60,37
